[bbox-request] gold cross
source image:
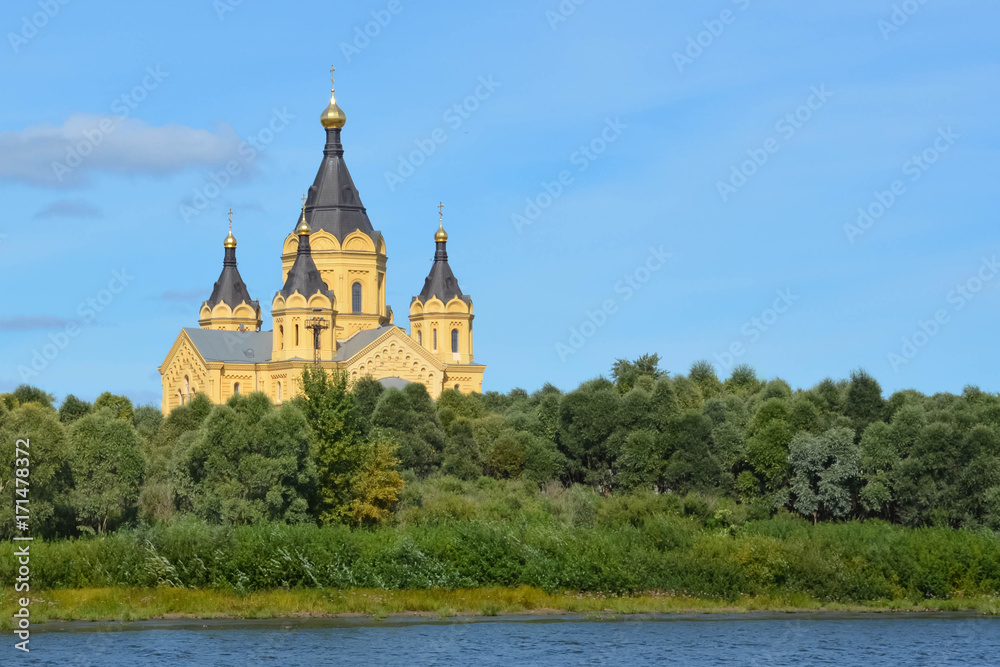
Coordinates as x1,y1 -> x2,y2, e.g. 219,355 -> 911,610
228,208 -> 233,232
438,201 -> 444,223
330,65 -> 336,91
301,194 -> 307,211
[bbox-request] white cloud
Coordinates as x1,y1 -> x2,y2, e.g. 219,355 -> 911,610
0,114 -> 245,188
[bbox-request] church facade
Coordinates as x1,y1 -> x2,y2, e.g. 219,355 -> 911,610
158,73 -> 485,413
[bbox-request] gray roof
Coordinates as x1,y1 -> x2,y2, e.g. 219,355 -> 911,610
417,239 -> 470,305
333,325 -> 397,361
278,233 -> 335,301
183,328 -> 272,363
206,246 -> 258,311
377,376 -> 413,390
299,127 -> 382,246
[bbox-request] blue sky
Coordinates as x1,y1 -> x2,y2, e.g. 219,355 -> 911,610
1,0 -> 997,406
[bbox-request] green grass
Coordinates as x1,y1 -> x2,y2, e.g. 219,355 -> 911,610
2,587 -> 998,629
2,478 -> 999,628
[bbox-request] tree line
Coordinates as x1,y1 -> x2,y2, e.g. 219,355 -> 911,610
2,354 -> 999,538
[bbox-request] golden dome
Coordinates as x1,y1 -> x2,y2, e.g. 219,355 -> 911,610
434,224 -> 448,242
296,209 -> 312,236
224,229 -> 237,248
321,65 -> 347,129
320,93 -> 346,129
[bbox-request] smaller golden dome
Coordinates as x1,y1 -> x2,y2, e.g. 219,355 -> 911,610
224,229 -> 237,248
435,224 -> 448,242
296,211 -> 312,236
320,93 -> 346,129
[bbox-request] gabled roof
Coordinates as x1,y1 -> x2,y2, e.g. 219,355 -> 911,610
300,127 -> 382,245
206,246 -> 258,311
333,324 -> 397,361
183,328 -> 272,363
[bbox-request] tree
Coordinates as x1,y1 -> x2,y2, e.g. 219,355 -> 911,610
441,417 -> 484,480
94,392 -> 135,422
371,385 -> 447,476
298,367 -> 363,523
858,421 -> 898,519
845,369 -> 885,434
344,432 -> 404,526
11,384 -> 55,409
68,409 -> 146,533
351,375 -> 384,436
611,353 -> 665,393
689,360 -> 723,399
174,392 -> 316,524
616,429 -> 664,491
0,404 -> 73,538
558,380 -> 621,484
662,411 -> 722,494
724,364 -> 762,395
58,394 -> 92,423
788,427 -> 859,523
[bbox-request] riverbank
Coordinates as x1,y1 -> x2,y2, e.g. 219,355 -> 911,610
3,586 -> 998,629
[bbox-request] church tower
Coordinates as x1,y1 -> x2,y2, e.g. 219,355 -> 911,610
199,212 -> 262,332
409,206 -> 475,366
271,202 -> 338,362
281,67 -> 390,342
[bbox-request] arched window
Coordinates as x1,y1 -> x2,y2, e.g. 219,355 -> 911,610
233,382 -> 241,395
417,330 -> 422,346
177,389 -> 184,406
352,282 -> 362,313
295,324 -> 299,346
277,382 -> 282,404
451,329 -> 459,354
278,325 -> 284,350
433,328 -> 438,351
184,375 -> 190,397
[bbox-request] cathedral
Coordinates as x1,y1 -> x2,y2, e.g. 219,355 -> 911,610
158,72 -> 485,413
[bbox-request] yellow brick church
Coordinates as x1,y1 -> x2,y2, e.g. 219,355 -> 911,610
158,71 -> 485,413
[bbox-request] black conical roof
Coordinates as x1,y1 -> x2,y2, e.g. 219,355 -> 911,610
298,127 -> 382,245
417,239 -> 470,305
279,232 -> 335,301
206,246 -> 258,311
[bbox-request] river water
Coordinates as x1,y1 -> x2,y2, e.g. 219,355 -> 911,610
11,614 -> 999,665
